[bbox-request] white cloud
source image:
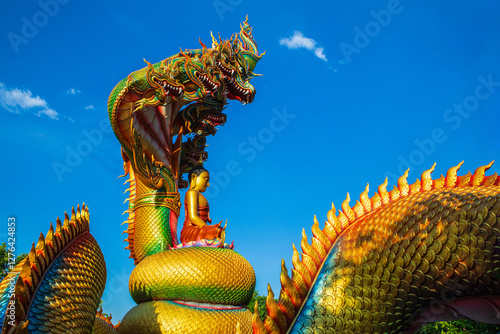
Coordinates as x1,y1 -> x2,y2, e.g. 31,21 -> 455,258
0,82 -> 59,120
314,47 -> 328,61
66,88 -> 81,95
38,108 -> 58,119
280,31 -> 328,62
280,31 -> 316,50
85,105 -> 95,110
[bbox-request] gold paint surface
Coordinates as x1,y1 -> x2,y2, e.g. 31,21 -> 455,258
292,186 -> 500,333
118,301 -> 252,334
130,247 -> 255,305
27,233 -> 107,333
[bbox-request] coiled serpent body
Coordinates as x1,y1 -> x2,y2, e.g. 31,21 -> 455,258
2,20 -> 500,334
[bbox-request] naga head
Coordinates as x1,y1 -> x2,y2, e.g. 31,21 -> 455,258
135,17 -> 263,111
109,18 -> 262,191
147,61 -> 184,100
179,135 -> 208,174
210,17 -> 264,105
175,17 -> 263,135
180,99 -> 227,136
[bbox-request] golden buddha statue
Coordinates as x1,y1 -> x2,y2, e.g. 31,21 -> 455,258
180,166 -> 223,243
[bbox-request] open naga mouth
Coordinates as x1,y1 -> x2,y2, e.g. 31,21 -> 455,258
226,79 -> 253,104
217,60 -> 234,77
202,113 -> 226,127
197,73 -> 219,92
216,61 -> 253,104
154,78 -> 183,98
186,151 -> 208,163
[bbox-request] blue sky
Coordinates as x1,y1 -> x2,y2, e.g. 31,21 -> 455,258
1,0 -> 499,322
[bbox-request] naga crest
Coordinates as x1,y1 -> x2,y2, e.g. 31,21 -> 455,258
108,17 -> 262,190
178,134 -> 208,189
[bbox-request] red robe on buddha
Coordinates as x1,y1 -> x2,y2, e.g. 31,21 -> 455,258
180,205 -> 221,243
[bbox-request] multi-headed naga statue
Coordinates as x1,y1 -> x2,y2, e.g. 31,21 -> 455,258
1,18 -> 499,334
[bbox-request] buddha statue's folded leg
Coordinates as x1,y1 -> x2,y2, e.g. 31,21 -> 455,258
198,223 -> 221,240
180,225 -> 202,243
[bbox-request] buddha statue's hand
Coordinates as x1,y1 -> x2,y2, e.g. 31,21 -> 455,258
215,220 -> 227,244
218,219 -> 227,231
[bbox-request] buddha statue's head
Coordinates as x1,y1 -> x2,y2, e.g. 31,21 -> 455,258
188,166 -> 210,192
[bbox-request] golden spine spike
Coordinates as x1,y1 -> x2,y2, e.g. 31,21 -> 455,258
457,170 -> 472,187
122,160 -> 139,261
311,218 -> 329,257
371,191 -> 382,210
279,259 -> 301,311
472,160 -> 494,185
92,307 -> 119,333
360,184 -> 372,211
291,244 -> 312,287
253,161 -> 500,333
378,177 -> 390,205
421,162 -> 436,191
253,301 -> 267,334
389,184 -> 400,201
398,169 -> 410,196
263,314 -> 280,334
95,307 -> 119,328
265,285 -> 287,333
484,172 -> 499,186
0,204 -> 107,334
277,288 -> 296,324
300,229 -> 320,267
341,193 -> 356,222
290,264 -> 307,299
352,200 -> 365,219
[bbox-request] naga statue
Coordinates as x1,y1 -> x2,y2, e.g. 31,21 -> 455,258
252,161 -> 500,333
1,19 -> 500,334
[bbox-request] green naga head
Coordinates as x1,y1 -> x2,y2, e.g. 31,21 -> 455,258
108,18 -> 262,189
134,17 -> 263,112
176,18 -> 264,136
209,18 -> 264,105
